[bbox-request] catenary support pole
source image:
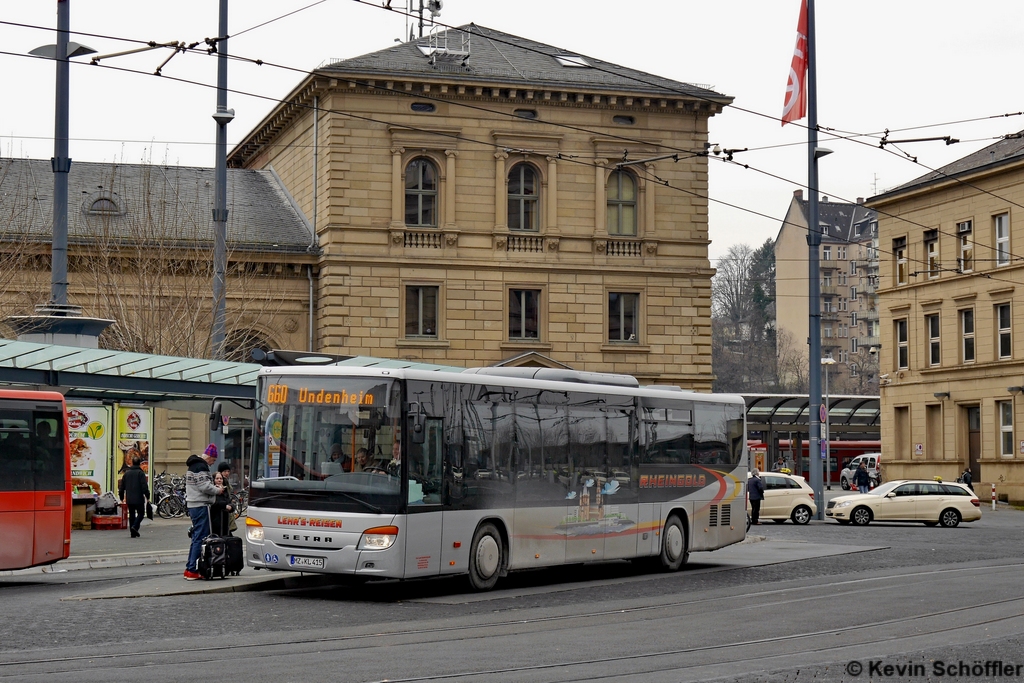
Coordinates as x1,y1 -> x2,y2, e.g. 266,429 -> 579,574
211,0 -> 233,359
805,0 -> 824,518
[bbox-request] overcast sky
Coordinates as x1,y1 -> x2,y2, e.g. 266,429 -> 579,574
2,1 -> 1022,265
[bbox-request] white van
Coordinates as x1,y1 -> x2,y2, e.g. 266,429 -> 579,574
840,452 -> 881,490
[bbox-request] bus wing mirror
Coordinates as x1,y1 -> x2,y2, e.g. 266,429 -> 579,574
209,401 -> 223,433
408,402 -> 426,444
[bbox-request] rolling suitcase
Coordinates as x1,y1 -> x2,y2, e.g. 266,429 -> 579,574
224,535 -> 244,576
198,535 -> 228,580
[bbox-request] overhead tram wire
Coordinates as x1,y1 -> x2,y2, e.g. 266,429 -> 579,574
8,20 -> 1024,277
710,151 -> 1024,268
647,157 -> 1023,289
8,11 -> 1024,219
7,9 -> 1024,207
9,46 -> 1022,284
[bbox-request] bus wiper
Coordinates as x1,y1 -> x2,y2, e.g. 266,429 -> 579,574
253,489 -> 383,514
332,490 -> 383,514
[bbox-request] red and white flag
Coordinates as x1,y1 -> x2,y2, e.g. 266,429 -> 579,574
782,0 -> 808,125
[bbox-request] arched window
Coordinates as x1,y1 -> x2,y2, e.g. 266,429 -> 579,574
405,158 -> 438,227
606,170 -> 637,236
507,163 -> 540,232
223,330 -> 274,363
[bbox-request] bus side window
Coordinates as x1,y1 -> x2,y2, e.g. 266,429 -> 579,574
408,419 -> 443,505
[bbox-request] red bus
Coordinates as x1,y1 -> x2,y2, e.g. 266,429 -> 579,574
0,389 -> 72,571
749,439 -> 880,484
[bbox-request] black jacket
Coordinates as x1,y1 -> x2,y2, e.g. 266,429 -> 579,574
748,475 -> 765,501
853,467 -> 872,487
118,465 -> 149,505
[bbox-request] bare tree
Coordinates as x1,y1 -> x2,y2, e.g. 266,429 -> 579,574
712,239 -> 780,392
775,328 -> 809,394
0,160 -> 302,360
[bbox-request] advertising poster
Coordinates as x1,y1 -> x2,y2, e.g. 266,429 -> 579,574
116,405 -> 152,479
66,404 -> 112,496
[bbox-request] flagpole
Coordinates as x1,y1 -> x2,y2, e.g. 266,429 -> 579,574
805,0 -> 824,518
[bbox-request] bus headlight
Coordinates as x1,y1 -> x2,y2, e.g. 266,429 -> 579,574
246,517 -> 264,542
357,526 -> 399,551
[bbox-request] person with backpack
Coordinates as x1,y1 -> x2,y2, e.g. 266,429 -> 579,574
183,444 -> 223,581
961,467 -> 974,492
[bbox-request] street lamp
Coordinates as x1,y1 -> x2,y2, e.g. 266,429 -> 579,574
29,1 -> 95,309
821,357 -> 837,490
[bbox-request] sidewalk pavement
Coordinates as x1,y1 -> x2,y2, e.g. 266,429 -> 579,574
1,515 -> 195,576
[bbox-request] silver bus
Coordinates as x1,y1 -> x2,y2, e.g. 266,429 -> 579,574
243,365 -> 746,590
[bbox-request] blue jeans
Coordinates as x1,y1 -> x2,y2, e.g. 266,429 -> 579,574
858,485 -> 870,494
187,506 -> 211,572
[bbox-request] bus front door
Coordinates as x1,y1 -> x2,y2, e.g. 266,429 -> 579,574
403,420 -> 445,578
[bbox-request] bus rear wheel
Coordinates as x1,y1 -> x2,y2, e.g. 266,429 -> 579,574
659,515 -> 688,571
468,523 -> 503,591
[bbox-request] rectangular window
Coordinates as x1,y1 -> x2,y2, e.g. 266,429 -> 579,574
839,273 -> 847,285
851,286 -> 857,299
997,303 -> 1012,359
896,318 -> 908,369
894,239 -> 908,285
924,229 -> 939,279
405,285 -> 439,338
850,260 -> 858,274
851,312 -> 858,326
823,274 -> 832,287
957,221 -> 973,272
838,246 -> 847,259
608,292 -> 639,342
995,213 -> 1010,267
961,309 -> 975,363
926,314 -> 940,366
999,401 -> 1014,457
509,289 -> 540,340
839,297 -> 847,312
822,246 -> 831,261
851,338 -> 859,353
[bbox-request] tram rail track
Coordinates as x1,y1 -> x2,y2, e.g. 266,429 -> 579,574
2,561 -> 1023,680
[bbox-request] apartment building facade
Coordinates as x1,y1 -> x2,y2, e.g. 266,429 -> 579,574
868,134 -> 1024,501
774,190 -> 880,393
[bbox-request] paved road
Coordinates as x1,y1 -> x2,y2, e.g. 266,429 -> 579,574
1,506 -> 1022,682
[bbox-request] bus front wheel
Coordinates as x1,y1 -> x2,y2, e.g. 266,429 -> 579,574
468,522 -> 503,591
659,515 -> 688,571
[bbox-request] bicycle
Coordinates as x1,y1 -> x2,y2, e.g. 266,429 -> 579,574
230,488 -> 248,519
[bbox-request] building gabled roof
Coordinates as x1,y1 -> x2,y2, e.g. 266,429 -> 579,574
785,193 -> 876,244
321,24 -> 731,102
871,132 -> 1024,202
0,159 -> 314,253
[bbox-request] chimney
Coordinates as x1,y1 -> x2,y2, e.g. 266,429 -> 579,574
793,189 -> 803,201
857,197 -> 864,205
821,196 -> 829,203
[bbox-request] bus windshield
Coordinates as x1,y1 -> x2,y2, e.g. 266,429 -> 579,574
251,376 -> 402,513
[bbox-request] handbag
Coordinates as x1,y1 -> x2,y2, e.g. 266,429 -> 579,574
146,501 -> 154,520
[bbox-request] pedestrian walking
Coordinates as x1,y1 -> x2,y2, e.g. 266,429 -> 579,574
118,454 -> 149,538
183,444 -> 223,581
854,461 -> 872,494
961,467 -> 974,492
748,469 -> 765,525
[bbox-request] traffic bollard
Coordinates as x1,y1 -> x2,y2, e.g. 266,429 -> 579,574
992,483 -> 996,511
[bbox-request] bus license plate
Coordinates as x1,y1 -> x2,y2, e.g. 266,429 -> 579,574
289,555 -> 325,569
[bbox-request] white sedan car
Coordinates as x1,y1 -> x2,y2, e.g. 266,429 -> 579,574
748,471 -> 817,525
826,480 -> 980,527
